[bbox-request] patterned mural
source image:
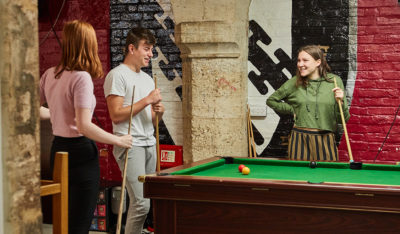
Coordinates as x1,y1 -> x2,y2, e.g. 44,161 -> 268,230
248,0 -> 294,158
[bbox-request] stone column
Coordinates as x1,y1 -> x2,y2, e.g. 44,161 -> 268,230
171,0 -> 251,162
0,0 -> 42,233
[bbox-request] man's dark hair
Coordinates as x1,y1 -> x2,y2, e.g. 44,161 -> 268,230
124,28 -> 156,55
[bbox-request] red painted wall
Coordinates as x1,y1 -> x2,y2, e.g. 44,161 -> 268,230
342,0 -> 400,163
39,0 -> 121,184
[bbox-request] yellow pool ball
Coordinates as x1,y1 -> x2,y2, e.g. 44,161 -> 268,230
242,167 -> 250,175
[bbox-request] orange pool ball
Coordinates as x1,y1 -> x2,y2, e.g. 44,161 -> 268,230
242,167 -> 250,175
238,164 -> 246,172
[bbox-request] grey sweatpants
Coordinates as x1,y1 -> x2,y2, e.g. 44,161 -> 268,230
114,145 -> 156,234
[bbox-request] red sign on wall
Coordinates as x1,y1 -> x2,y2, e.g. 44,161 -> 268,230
160,144 -> 183,169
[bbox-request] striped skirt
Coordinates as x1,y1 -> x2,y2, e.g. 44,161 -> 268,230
288,127 -> 338,161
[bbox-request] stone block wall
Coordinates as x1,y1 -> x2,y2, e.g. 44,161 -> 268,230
2,0 -> 42,232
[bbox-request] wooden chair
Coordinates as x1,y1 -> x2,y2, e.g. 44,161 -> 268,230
40,152 -> 68,234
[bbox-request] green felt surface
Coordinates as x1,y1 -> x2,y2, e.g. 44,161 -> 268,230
171,158 -> 400,186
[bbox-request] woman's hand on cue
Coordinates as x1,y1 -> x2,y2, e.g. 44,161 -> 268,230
117,134 -> 133,148
332,87 -> 344,101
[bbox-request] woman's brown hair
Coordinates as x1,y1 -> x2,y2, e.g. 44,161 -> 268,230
296,45 -> 331,87
55,20 -> 103,79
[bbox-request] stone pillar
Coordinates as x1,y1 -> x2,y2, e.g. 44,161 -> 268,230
171,0 -> 251,162
0,0 -> 42,233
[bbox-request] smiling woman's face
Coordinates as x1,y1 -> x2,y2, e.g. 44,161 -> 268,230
297,50 -> 321,80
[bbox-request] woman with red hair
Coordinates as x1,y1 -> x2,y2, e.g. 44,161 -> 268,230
40,20 -> 132,234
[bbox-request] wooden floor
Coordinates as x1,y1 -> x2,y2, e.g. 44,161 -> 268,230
42,224 -> 154,234
42,224 -> 106,234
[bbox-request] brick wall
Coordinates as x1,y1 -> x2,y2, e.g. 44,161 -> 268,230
347,0 -> 400,163
38,0 -> 116,182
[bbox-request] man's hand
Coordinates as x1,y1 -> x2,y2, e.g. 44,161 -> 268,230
152,102 -> 165,114
147,88 -> 162,104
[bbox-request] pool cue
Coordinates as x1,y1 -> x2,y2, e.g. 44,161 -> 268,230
250,114 -> 257,158
155,76 -> 160,173
116,86 -> 135,234
333,78 -> 354,162
247,105 -> 252,157
247,105 -> 257,158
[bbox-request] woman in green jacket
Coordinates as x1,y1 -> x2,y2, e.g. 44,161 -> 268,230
267,45 -> 350,161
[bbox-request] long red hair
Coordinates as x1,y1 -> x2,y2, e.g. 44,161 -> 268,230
55,20 -> 103,79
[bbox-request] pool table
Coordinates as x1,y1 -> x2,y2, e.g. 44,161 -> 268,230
139,157 -> 400,233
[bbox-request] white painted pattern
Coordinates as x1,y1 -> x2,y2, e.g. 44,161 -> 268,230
248,0 -> 292,155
